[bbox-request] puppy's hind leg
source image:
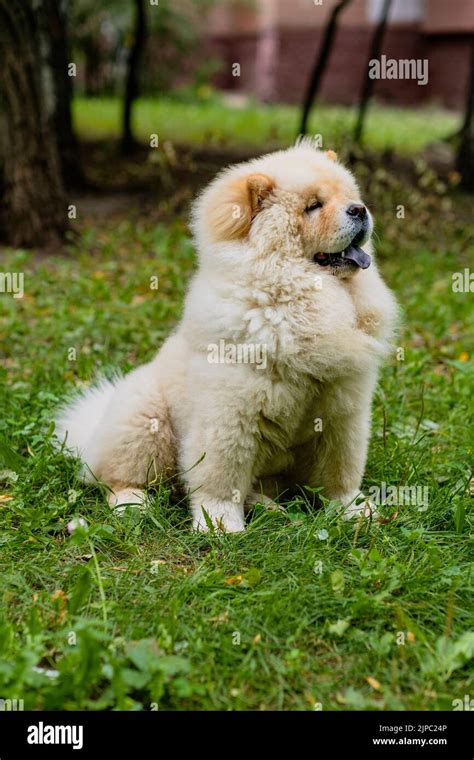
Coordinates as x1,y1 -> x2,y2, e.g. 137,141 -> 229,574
58,362 -> 177,513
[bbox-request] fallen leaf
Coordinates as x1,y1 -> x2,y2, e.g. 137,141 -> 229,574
240,568 -> 262,587
225,575 -> 243,586
379,510 -> 399,525
330,570 -> 345,593
226,568 -> 262,588
51,590 -> 67,602
329,619 -> 350,636
150,559 -> 167,574
209,612 -> 229,624
50,589 -> 68,625
366,676 -> 381,691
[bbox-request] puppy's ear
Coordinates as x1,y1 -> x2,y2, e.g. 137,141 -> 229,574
207,172 -> 274,241
326,150 -> 338,162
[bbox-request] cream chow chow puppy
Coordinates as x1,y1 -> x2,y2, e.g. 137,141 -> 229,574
56,139 -> 398,532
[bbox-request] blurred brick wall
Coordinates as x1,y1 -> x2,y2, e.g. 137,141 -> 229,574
207,27 -> 471,109
202,0 -> 472,110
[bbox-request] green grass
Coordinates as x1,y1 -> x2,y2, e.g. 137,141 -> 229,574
73,95 -> 460,155
0,154 -> 473,711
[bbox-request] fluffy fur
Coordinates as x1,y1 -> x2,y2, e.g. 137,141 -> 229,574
56,141 -> 399,531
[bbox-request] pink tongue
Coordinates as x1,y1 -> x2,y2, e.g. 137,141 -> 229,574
343,245 -> 371,269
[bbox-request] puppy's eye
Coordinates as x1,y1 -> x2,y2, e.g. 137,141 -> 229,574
305,201 -> 323,213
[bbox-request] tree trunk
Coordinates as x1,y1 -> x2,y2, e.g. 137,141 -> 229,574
42,0 -> 85,190
353,0 -> 392,145
0,0 -> 68,247
457,42 -> 474,192
121,0 -> 147,154
299,0 -> 353,136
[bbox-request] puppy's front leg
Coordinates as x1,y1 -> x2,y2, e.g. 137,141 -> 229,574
180,396 -> 257,533
182,436 -> 254,533
302,370 -> 378,519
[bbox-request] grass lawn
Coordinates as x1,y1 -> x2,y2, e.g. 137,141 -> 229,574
0,135 -> 473,710
73,95 -> 461,155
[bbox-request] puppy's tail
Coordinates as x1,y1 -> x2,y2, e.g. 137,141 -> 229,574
55,376 -> 119,458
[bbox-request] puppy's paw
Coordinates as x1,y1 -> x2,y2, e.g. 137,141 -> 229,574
244,491 -> 282,513
339,491 -> 377,521
108,488 -> 147,516
192,498 -> 245,533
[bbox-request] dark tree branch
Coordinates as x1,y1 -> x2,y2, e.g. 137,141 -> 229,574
353,0 -> 392,145
122,0 -> 147,154
299,0 -> 353,136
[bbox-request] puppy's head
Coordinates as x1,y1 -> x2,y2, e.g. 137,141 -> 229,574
192,138 -> 373,278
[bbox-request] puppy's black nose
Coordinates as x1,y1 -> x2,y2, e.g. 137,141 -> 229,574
346,203 -> 367,219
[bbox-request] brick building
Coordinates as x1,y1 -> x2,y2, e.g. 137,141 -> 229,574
203,0 -> 473,109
